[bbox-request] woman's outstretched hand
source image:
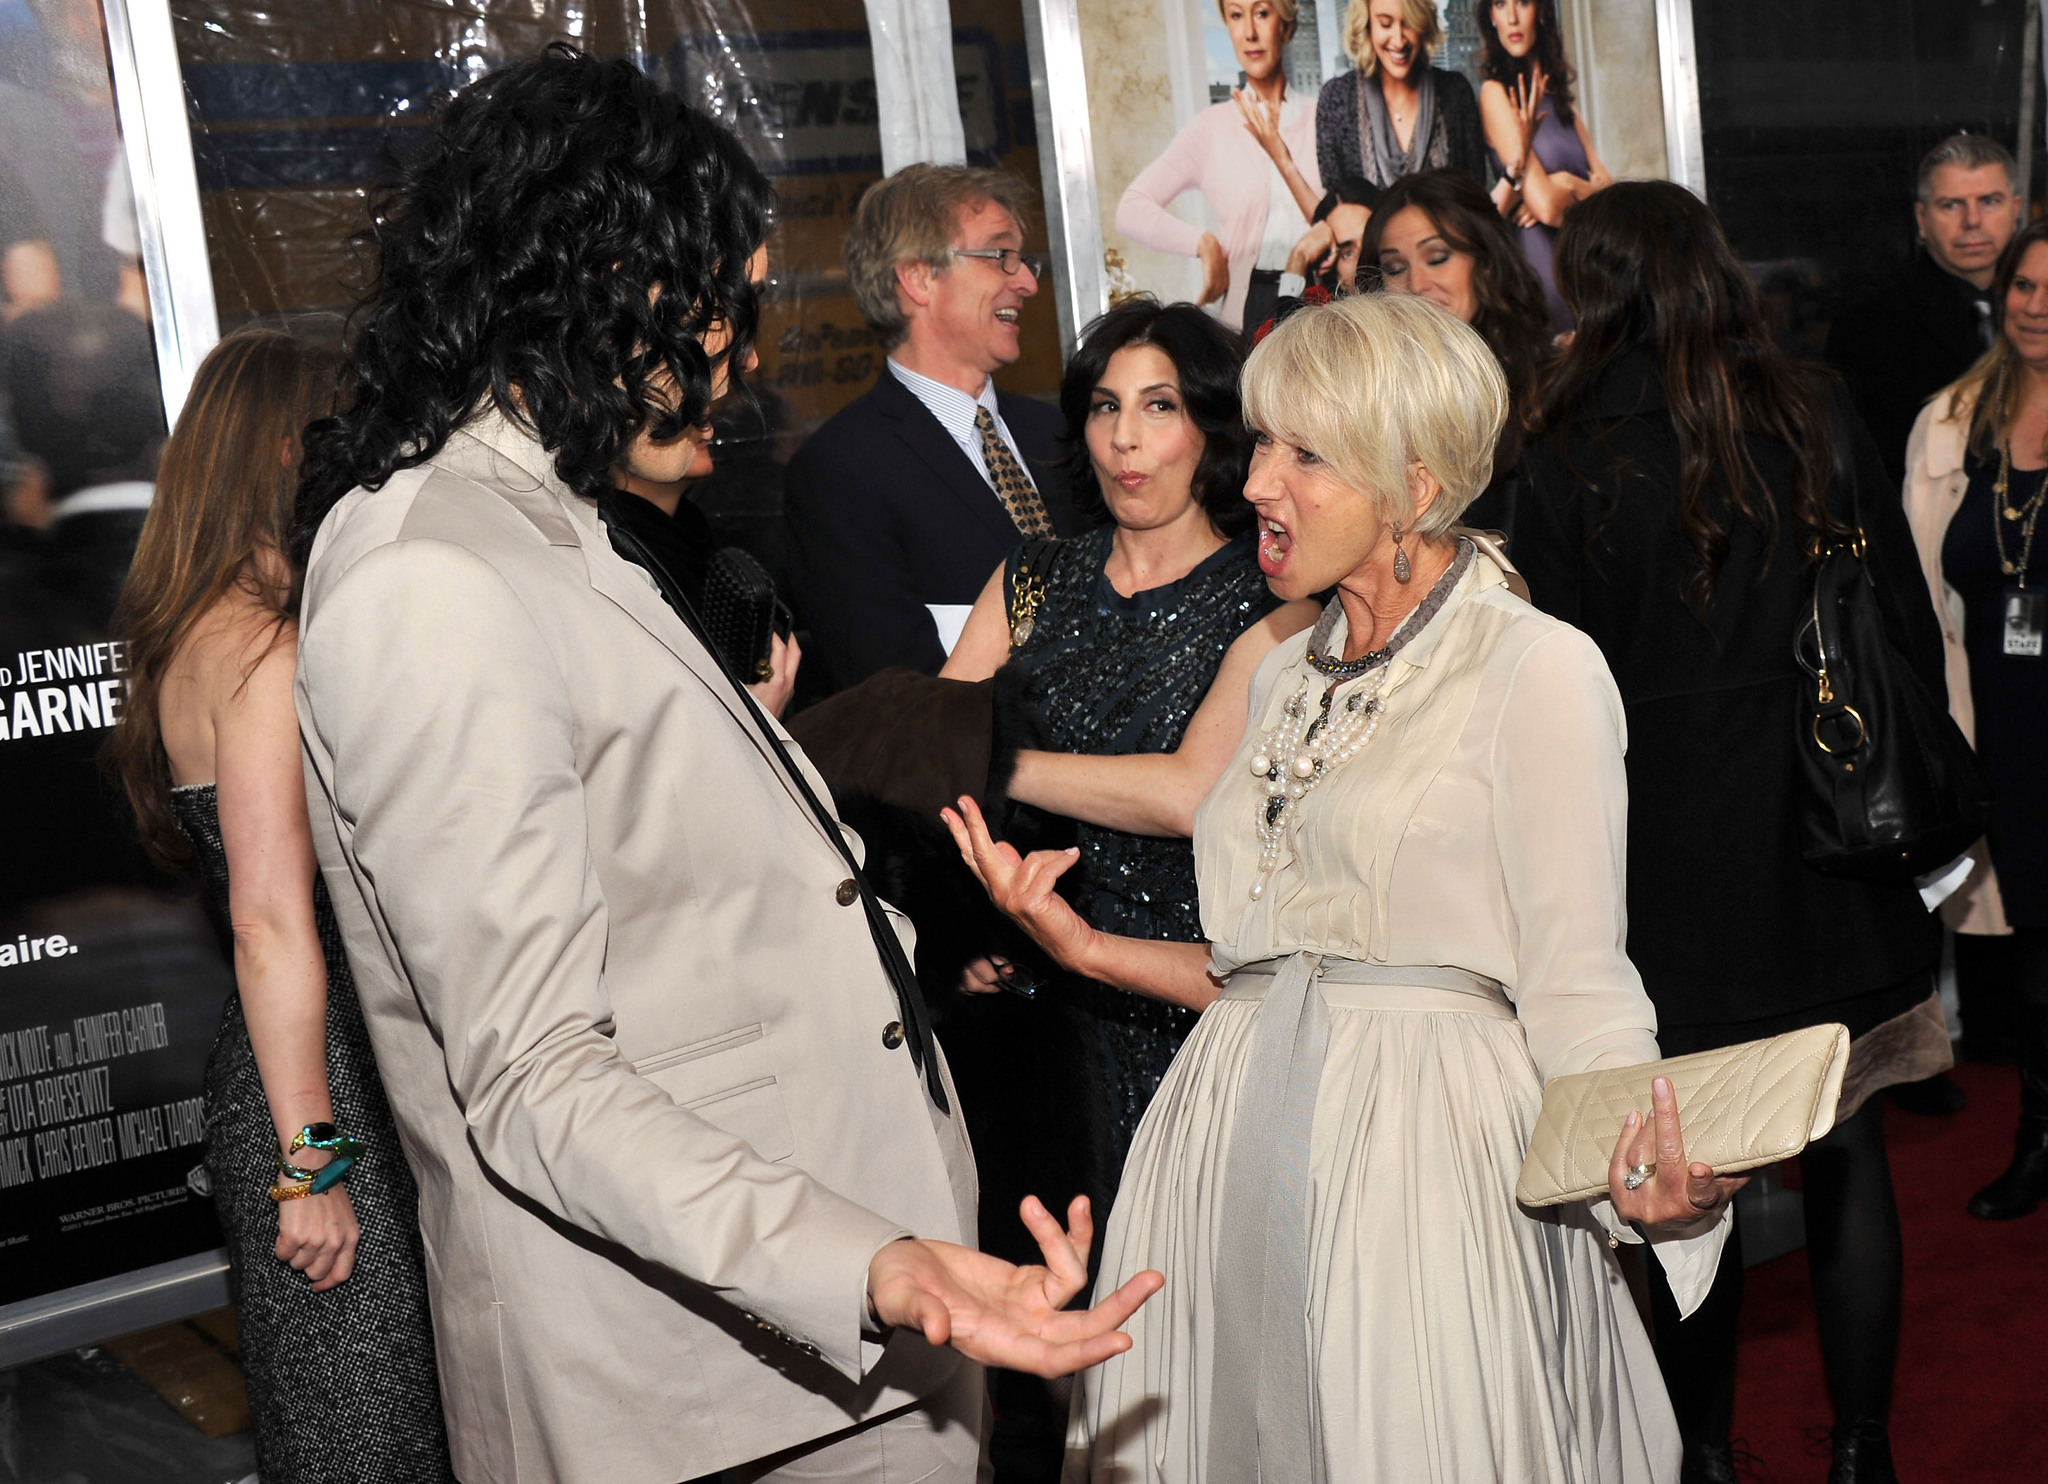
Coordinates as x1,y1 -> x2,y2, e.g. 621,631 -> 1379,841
866,1195 -> 1163,1378
942,795 -> 1099,974
1606,1075 -> 1750,1237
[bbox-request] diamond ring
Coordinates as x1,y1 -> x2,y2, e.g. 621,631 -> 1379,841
1623,1162 -> 1657,1191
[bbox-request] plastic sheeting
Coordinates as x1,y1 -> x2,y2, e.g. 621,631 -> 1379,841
170,0 -> 1064,446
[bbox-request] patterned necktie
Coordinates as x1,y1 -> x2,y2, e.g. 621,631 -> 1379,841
975,405 -> 1054,538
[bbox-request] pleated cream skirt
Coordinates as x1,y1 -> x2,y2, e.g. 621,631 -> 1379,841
1065,978 -> 1682,1484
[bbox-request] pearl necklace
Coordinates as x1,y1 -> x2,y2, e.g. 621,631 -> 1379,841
1248,670 -> 1390,900
1244,539 -> 1474,901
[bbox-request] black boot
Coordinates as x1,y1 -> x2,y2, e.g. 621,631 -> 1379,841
1886,1072 -> 1967,1115
1968,1111 -> 2048,1218
1826,1419 -> 1898,1483
1969,1006 -> 2048,1220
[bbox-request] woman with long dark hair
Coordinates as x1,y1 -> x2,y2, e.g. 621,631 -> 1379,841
1472,0 -> 1610,327
1365,167 -> 1552,528
108,330 -> 452,1483
944,298 -> 1315,1175
927,298 -> 1313,1476
1508,180 -> 1949,1484
1903,217 -> 2048,1221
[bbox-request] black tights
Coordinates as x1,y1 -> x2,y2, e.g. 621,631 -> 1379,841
1647,1093 -> 1901,1444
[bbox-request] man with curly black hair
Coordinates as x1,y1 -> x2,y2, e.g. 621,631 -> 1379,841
292,47 -> 1157,1483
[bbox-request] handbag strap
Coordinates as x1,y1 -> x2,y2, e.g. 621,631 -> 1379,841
1005,534 -> 1062,637
1824,386 -> 1863,541
600,508 -> 950,1113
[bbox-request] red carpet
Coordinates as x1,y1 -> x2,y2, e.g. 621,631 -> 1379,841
1732,1062 -> 2048,1481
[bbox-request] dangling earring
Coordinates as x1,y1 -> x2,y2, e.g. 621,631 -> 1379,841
1391,521 -> 1412,583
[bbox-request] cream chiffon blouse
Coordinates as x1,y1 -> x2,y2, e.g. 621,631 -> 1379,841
1192,552 -> 1728,1306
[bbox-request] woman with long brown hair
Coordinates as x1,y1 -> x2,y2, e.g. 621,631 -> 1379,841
1508,181 -> 1948,1484
109,330 -> 452,1483
1903,217 -> 2048,1223
1366,166 -> 1553,529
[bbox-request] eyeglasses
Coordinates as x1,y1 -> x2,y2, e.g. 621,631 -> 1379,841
953,247 -> 1048,279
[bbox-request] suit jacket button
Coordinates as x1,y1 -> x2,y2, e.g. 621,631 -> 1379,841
882,1021 -> 906,1050
836,879 -> 859,906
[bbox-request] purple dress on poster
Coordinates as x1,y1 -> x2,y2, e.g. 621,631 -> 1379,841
1492,101 -> 1589,330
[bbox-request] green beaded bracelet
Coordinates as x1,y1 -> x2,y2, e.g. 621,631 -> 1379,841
275,1122 -> 364,1196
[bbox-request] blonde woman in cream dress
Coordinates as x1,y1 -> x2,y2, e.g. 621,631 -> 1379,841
945,294 -> 1742,1483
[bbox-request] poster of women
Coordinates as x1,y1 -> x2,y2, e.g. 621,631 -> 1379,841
1081,1 -> 1610,332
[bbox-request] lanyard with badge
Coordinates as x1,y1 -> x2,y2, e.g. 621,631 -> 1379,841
1994,439 -> 2046,657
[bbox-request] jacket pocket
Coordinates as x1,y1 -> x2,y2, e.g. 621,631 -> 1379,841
631,1022 -> 764,1076
632,1024 -> 794,1163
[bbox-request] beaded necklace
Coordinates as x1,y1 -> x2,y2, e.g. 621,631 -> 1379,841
1246,539 -> 1474,900
1993,437 -> 2047,583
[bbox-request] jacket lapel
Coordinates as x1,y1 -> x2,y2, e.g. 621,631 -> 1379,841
444,416 -> 844,851
871,369 -> 1025,547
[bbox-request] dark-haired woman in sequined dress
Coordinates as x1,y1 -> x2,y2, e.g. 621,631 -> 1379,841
944,299 -> 1316,1167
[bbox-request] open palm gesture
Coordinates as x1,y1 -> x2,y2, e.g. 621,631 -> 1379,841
867,1194 -> 1163,1377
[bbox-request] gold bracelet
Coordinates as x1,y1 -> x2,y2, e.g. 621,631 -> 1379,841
269,1181 -> 315,1203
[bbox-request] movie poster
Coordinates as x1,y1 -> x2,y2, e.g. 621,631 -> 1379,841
0,3 -> 234,1309
1083,0 -> 1485,330
0,882 -> 227,1305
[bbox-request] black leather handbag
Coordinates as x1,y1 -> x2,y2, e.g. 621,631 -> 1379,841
698,546 -> 792,683
1794,403 -> 1990,884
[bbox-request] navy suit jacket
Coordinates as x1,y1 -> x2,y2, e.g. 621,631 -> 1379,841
784,368 -> 1081,691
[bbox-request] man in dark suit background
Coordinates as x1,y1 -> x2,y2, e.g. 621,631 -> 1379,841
1826,133 -> 2019,489
785,163 -> 1078,692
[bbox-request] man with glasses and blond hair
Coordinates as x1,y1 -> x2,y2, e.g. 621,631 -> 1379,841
1827,132 -> 2022,489
786,163 -> 1077,692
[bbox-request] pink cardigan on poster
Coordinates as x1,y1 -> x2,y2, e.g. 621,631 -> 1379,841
1115,95 -> 1323,332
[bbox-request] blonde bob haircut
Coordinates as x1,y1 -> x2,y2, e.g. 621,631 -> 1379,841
1343,0 -> 1441,72
1219,0 -> 1299,28
1240,293 -> 1505,537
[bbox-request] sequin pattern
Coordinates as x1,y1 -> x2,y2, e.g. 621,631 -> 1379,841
170,785 -> 453,1484
1007,524 -> 1280,1157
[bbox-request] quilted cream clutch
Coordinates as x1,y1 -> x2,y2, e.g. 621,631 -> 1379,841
1515,1024 -> 1851,1208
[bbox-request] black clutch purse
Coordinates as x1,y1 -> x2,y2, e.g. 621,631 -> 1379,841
699,546 -> 792,683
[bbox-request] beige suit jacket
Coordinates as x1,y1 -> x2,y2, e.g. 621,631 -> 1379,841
1902,388 -> 2010,935
295,410 -> 977,1483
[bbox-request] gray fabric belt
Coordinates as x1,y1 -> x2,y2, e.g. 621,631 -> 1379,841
1203,953 -> 1509,1481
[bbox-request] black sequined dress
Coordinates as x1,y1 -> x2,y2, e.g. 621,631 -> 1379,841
170,784 -> 452,1484
1004,525 -> 1281,1159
